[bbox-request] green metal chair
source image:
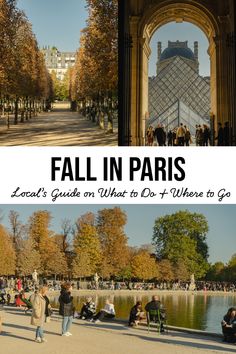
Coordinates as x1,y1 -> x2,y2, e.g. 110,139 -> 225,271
146,309 -> 167,334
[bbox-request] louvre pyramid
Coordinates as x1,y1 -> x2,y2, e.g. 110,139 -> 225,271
149,56 -> 210,125
148,100 -> 209,136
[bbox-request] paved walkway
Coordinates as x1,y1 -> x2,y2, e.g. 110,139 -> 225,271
0,307 -> 234,354
0,109 -> 117,146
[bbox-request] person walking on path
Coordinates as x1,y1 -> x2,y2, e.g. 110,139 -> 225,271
176,123 -> 186,146
30,285 -> 48,343
59,282 -> 74,337
184,126 -> 191,146
154,124 -> 166,146
146,126 -> 154,146
203,124 -> 211,146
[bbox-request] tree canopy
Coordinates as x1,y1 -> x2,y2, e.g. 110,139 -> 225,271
152,210 -> 209,279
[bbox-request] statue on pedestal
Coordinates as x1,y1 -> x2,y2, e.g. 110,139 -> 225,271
94,273 -> 99,290
32,270 -> 38,285
189,274 -> 196,291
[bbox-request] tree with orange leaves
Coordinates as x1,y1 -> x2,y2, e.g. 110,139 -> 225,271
70,0 -> 118,130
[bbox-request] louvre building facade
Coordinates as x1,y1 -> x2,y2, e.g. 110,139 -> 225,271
148,40 -> 210,135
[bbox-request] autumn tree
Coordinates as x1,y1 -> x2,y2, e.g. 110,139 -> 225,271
42,238 -> 68,276
71,0 -> 118,124
28,211 -> 68,276
72,213 -> 101,277
158,259 -> 174,281
8,210 -> 26,252
174,260 -> 190,281
17,237 -> 41,276
0,0 -> 53,123
0,224 -> 16,275
54,218 -> 72,253
131,250 -> 159,281
97,207 -> 129,277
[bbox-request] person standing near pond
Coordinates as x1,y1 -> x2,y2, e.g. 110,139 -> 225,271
59,282 -> 74,336
30,285 -> 48,343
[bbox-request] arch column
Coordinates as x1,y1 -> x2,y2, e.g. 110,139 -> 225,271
130,16 -> 141,146
130,17 -> 152,146
215,33 -> 229,125
208,37 -> 217,124
140,33 -> 152,146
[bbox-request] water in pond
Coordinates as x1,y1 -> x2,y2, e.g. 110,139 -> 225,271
49,292 -> 236,334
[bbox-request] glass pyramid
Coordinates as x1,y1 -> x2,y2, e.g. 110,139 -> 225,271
148,99 -> 209,137
148,56 -> 210,127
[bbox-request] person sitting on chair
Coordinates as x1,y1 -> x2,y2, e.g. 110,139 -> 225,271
128,301 -> 145,327
79,297 -> 96,320
221,307 -> 236,343
145,295 -> 166,332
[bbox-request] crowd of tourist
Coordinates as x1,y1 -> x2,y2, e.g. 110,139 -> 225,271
0,279 -> 235,345
146,121 -> 231,147
1,277 -> 236,304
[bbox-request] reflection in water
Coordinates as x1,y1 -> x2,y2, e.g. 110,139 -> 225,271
50,293 -> 236,333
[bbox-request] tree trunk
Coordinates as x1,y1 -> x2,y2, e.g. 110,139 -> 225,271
14,97 -> 19,125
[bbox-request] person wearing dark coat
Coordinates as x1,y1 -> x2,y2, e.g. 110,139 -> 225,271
154,124 -> 165,146
128,301 -> 145,326
216,123 -> 224,146
223,122 -> 230,146
221,307 -> 236,343
167,130 -> 173,146
203,125 -> 210,146
145,295 -> 166,332
59,282 -> 74,336
44,294 -> 52,321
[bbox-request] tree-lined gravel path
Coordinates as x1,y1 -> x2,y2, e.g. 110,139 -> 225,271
0,108 -> 117,146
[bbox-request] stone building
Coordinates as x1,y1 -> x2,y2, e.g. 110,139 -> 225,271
119,0 -> 236,146
148,40 -> 210,134
42,46 -> 76,80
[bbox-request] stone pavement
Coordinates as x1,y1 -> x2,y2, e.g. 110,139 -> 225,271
0,307 -> 235,354
0,109 -> 117,146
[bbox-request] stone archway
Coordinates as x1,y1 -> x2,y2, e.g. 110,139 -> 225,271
127,0 -> 234,145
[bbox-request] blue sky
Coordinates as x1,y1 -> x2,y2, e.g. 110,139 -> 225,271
17,0 -> 88,51
16,1 -> 209,76
0,205 -> 234,265
149,22 -> 210,77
